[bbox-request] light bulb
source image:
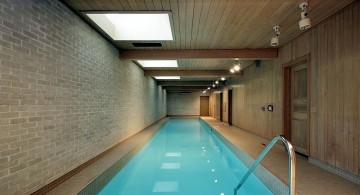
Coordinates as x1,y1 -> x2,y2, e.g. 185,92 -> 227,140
215,80 -> 219,84
220,77 -> 225,81
234,65 -> 240,71
230,68 -> 235,73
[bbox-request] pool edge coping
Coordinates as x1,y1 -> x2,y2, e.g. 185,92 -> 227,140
199,118 -> 289,195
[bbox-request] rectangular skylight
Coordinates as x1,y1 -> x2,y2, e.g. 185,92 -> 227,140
154,76 -> 180,80
137,60 -> 178,68
85,12 -> 173,41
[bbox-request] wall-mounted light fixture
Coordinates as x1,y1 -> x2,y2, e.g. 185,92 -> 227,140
299,2 -> 311,30
270,25 -> 280,47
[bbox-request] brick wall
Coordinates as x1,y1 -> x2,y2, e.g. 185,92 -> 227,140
0,0 -> 166,194
167,92 -> 209,116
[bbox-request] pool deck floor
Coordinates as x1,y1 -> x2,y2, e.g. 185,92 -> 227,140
47,117 -> 360,195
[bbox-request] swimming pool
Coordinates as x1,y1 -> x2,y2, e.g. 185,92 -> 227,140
96,118 -> 273,195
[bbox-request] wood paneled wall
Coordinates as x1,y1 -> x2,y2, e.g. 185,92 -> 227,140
278,1 -> 360,176
222,90 -> 229,123
209,90 -> 229,122
227,60 -> 283,139
224,2 -> 360,175
209,92 -> 221,120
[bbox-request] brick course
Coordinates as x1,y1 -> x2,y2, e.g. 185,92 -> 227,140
0,0 -> 166,194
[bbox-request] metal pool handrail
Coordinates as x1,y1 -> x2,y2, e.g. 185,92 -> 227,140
234,135 -> 296,195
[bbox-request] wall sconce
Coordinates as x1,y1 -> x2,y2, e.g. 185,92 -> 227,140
299,2 -> 311,30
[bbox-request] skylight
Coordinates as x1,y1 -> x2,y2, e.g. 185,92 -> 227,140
137,60 -> 178,68
85,12 -> 173,41
154,76 -> 180,80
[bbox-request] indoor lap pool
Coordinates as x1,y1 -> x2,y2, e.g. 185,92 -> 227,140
83,118 -> 275,195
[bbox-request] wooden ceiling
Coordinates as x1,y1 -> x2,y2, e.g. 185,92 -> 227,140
60,0 -> 355,88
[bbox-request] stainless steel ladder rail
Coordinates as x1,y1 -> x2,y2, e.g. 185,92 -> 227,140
233,135 -> 296,195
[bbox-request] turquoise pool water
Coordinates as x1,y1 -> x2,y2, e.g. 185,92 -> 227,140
99,119 -> 273,195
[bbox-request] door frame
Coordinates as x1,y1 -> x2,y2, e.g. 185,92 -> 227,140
220,93 -> 223,121
228,89 -> 233,125
283,54 -> 311,155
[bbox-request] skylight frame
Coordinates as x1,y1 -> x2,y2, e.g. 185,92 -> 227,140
137,60 -> 178,68
154,76 -> 180,80
82,11 -> 174,41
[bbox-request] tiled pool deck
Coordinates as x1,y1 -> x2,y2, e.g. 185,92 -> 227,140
47,117 -> 360,195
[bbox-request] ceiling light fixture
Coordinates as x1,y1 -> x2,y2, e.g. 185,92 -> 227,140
85,12 -> 173,40
270,25 -> 280,47
137,60 -> 178,67
221,77 -> 226,81
299,2 -> 311,30
230,60 -> 241,73
234,65 -> 240,71
215,80 -> 219,84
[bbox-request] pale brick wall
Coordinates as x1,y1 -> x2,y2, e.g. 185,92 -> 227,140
167,92 -> 209,116
0,0 -> 166,194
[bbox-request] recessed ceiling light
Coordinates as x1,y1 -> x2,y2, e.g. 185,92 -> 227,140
137,60 -> 178,68
85,12 -> 173,40
154,76 -> 180,80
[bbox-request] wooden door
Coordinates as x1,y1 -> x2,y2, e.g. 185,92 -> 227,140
284,60 -> 309,156
200,96 -> 209,116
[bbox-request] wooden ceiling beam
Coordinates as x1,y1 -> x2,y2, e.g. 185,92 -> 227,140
145,70 -> 242,77
157,81 -> 224,86
120,49 -> 278,60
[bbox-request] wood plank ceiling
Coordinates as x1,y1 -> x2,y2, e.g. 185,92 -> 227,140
60,0 -> 355,89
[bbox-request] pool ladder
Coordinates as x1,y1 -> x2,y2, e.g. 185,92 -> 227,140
233,135 -> 296,195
